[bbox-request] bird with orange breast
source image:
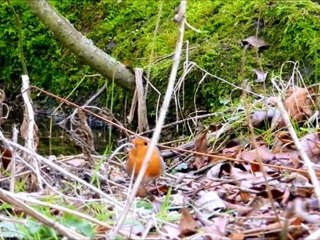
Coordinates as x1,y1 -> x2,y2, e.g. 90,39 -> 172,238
127,137 -> 164,187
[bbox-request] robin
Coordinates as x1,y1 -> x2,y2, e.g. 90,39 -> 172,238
127,137 -> 164,185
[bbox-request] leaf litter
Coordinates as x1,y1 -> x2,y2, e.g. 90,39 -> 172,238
1,82 -> 320,238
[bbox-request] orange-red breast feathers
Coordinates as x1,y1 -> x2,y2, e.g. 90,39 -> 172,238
127,137 -> 164,184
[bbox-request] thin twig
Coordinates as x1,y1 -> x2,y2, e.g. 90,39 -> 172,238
10,125 -> 19,192
21,75 -> 42,191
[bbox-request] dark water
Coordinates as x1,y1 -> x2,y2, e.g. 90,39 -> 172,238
1,117 -> 115,156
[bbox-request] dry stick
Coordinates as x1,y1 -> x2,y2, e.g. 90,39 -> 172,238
107,1 -> 187,238
21,75 -> 37,150
127,89 -> 138,124
21,75 -> 42,191
0,188 -> 88,240
0,131 -> 123,208
275,97 -> 320,204
9,125 -> 19,192
133,112 -> 219,137
135,68 -> 149,132
32,85 -> 136,137
59,80 -> 107,124
191,62 -> 264,98
53,74 -> 101,116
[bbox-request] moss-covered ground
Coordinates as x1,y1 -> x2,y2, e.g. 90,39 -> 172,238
1,0 -> 320,116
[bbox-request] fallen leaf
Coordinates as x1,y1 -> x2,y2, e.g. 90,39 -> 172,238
273,151 -> 301,168
241,145 -> 274,163
284,86 -> 313,122
0,145 -> 12,169
252,68 -> 268,82
179,208 -> 198,237
300,132 -> 320,162
223,201 -> 253,216
222,145 -> 242,158
207,162 -> 231,179
193,130 -> 208,169
284,172 -> 311,187
250,108 -> 276,127
196,191 -> 226,217
294,198 -> 320,223
66,158 -> 86,167
242,36 -> 268,49
239,191 -> 252,202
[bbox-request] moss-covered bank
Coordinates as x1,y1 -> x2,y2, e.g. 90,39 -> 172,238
1,0 -> 320,117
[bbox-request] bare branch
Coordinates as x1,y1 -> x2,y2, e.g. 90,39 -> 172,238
27,0 -> 135,89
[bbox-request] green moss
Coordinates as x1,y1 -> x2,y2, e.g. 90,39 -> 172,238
1,0 -> 320,115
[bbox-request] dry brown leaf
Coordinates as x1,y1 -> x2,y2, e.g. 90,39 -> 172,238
258,188 -> 284,202
239,191 -> 252,202
193,130 -> 208,169
28,173 -> 39,192
0,145 -> 12,169
284,86 -> 313,122
136,186 -> 155,201
241,145 -> 274,163
96,226 -> 109,235
179,208 -> 198,237
223,201 -> 253,216
273,151 -> 301,168
300,132 -> 320,162
222,145 -> 242,158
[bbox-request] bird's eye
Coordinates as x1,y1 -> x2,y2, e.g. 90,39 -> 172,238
143,142 -> 148,146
